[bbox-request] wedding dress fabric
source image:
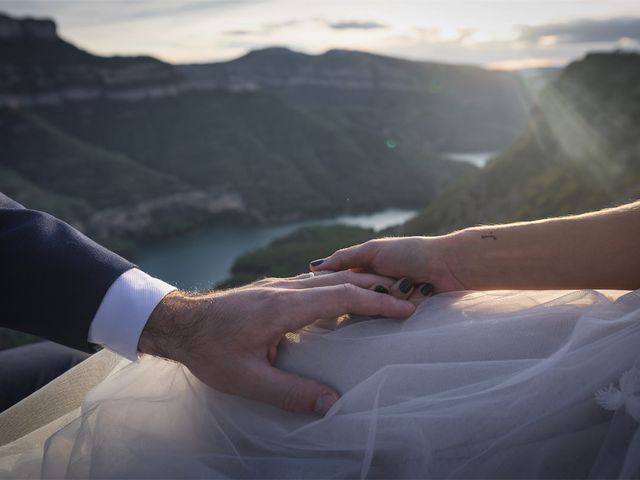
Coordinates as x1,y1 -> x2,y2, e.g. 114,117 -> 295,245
1,289 -> 640,479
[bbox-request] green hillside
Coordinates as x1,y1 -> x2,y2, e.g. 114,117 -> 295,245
398,52 -> 640,236
220,224 -> 375,287
0,109 -> 186,208
0,108 -> 197,250
33,89 -> 472,220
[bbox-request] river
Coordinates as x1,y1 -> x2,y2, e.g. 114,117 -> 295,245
445,152 -> 496,167
138,209 -> 416,290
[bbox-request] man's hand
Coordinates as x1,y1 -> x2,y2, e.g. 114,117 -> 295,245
138,271 -> 415,416
310,236 -> 466,296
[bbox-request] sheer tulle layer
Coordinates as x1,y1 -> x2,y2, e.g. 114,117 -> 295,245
2,290 -> 640,478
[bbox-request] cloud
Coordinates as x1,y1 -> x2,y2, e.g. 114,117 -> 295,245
0,0 -> 257,28
519,17 -> 640,45
223,18 -> 310,36
224,18 -> 387,37
225,29 -> 252,36
328,20 -> 387,30
103,0 -> 256,23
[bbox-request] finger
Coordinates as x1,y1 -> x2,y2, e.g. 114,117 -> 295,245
288,284 -> 415,329
389,277 -> 414,300
349,267 -> 372,274
286,270 -> 333,280
418,283 -> 435,297
288,272 -> 316,280
310,270 -> 334,276
408,283 -> 435,300
309,241 -> 378,272
237,277 -> 276,289
408,283 -> 436,305
369,284 -> 389,294
284,270 -> 396,291
247,362 -> 339,415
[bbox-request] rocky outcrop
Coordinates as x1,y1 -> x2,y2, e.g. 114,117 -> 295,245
0,14 -> 57,41
0,82 -> 215,108
0,13 -> 183,104
88,191 -> 247,239
180,47 -> 524,96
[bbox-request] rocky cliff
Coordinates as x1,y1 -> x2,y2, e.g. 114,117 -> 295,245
0,13 -> 182,107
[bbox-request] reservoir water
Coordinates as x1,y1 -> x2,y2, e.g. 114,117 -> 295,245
138,209 -> 416,290
445,152 -> 496,167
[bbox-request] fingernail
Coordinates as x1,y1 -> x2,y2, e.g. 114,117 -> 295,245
314,392 -> 338,415
421,283 -> 434,297
374,285 -> 389,294
399,278 -> 413,293
310,258 -> 325,267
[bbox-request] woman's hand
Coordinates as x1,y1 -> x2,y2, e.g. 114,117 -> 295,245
138,271 -> 415,416
311,201 -> 640,293
309,236 -> 467,295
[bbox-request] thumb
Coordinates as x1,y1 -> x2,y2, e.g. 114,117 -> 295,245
310,242 -> 376,272
253,363 -> 339,415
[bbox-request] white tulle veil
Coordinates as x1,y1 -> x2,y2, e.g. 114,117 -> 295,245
1,289 -> 639,478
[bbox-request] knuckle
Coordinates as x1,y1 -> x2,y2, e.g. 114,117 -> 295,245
253,277 -> 275,287
341,282 -> 357,295
333,247 -> 347,258
365,238 -> 380,248
373,291 -> 387,311
281,381 -> 308,413
258,288 -> 280,311
339,283 -> 358,309
272,289 -> 305,322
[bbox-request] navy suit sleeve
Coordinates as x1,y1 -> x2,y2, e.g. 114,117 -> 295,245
0,193 -> 135,351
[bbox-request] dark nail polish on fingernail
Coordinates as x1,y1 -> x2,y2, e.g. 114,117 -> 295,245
421,283 -> 434,297
374,285 -> 389,294
399,278 -> 413,293
310,258 -> 325,267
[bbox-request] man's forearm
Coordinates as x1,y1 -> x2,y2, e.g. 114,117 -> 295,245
0,194 -> 135,350
447,201 -> 640,290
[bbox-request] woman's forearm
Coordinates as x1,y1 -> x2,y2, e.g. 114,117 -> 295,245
447,201 -> 640,290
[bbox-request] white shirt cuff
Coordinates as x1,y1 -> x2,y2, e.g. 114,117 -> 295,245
88,268 -> 176,361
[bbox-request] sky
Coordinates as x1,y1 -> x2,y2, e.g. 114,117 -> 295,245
1,0 -> 639,69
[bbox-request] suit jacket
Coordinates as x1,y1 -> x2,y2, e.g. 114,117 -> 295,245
0,193 -> 135,351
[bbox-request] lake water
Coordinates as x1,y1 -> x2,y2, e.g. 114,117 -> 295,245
138,208 -> 416,290
445,152 -> 496,167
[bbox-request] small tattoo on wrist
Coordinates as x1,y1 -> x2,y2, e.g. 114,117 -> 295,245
481,233 -> 497,240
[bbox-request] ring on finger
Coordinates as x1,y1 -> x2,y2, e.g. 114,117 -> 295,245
294,272 -> 315,279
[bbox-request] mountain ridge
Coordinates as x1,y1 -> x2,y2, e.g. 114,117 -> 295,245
0,12 -> 532,153
179,45 -> 532,152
